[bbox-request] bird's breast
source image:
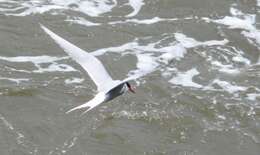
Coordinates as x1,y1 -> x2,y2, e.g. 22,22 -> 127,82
104,83 -> 126,102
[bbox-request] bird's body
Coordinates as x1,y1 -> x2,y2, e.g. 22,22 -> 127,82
105,82 -> 128,101
40,24 -> 135,113
67,81 -> 129,113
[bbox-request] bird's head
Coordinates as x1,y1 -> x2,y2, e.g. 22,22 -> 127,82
126,82 -> 135,93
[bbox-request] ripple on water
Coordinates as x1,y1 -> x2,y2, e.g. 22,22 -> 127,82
0,0 -> 259,154
0,0 -> 144,17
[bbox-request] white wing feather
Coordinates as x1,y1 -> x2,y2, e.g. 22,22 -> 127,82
40,24 -> 115,91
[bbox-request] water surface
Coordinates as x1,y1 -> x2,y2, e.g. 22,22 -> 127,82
0,0 -> 259,154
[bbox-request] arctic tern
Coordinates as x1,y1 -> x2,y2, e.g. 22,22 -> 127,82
40,24 -> 137,114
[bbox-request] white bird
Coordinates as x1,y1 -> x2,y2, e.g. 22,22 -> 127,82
40,24 -> 136,114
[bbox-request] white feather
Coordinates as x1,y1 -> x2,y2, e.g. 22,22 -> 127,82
40,24 -> 142,113
40,24 -> 118,92
66,92 -> 107,113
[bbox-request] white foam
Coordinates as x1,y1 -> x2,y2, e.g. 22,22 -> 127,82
65,77 -> 84,84
159,44 -> 187,62
91,38 -> 190,80
76,0 -> 117,17
212,16 -> 255,30
242,30 -> 260,46
0,55 -> 62,63
125,17 -> 178,24
232,55 -> 250,65
0,55 -> 76,73
66,17 -> 101,27
92,38 -> 187,61
211,79 -> 247,94
91,33 -> 232,82
126,0 -> 144,17
175,33 -> 229,48
211,61 -> 240,74
0,77 -> 30,84
128,53 -> 159,78
33,63 -> 75,73
174,32 -> 252,74
136,54 -> 158,72
246,93 -> 260,101
92,41 -> 159,79
169,68 -> 203,88
107,17 -> 178,25
0,0 -> 117,17
125,17 -> 163,24
231,47 -> 251,65
203,7 -> 255,31
203,7 -> 260,47
12,5 -> 64,16
89,43 -> 156,82
91,41 -> 137,56
4,66 -> 30,73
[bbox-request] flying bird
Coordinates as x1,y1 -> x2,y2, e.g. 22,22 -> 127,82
40,24 -> 136,114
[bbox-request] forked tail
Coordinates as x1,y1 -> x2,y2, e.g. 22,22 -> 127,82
66,92 -> 107,114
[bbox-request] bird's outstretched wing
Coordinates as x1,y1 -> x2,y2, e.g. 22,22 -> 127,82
40,24 -> 115,91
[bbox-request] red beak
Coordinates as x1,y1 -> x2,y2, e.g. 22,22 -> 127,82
129,86 -> 135,93
126,82 -> 135,93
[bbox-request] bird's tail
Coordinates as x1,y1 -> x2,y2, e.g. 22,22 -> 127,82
66,93 -> 106,114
